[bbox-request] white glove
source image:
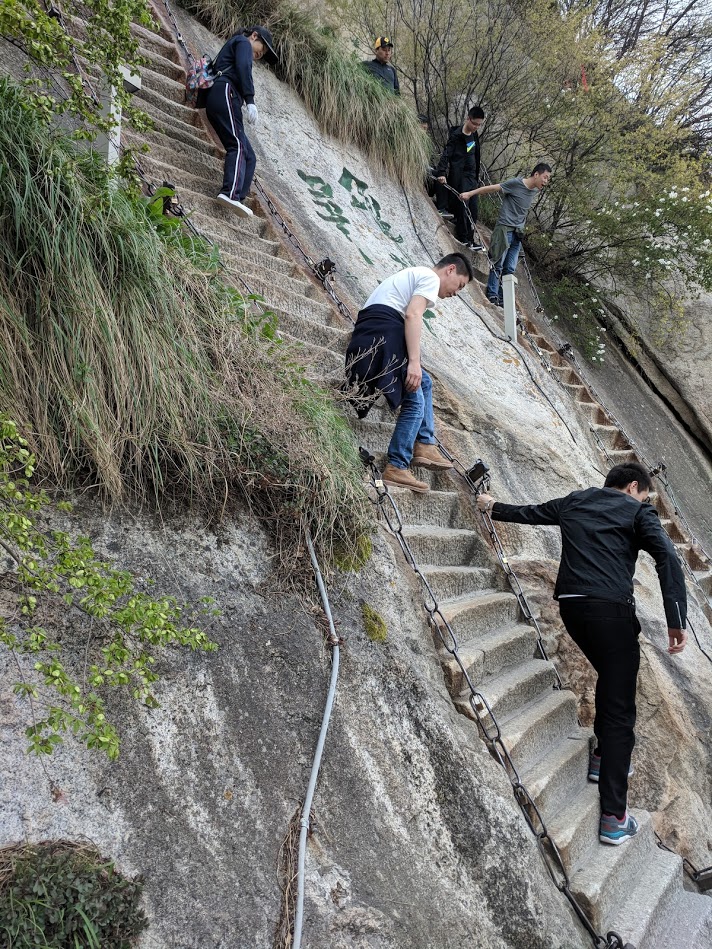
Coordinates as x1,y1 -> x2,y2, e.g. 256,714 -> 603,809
245,103 -> 258,126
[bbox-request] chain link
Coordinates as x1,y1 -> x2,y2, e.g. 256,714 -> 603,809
359,449 -> 628,949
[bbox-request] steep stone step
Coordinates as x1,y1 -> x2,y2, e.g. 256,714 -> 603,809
576,400 -> 607,423
124,130 -> 223,176
440,622 -> 537,695
660,518 -> 687,544
399,526 -> 483,567
276,334 -> 342,373
135,116 -> 222,159
273,309 -> 350,351
436,591 -> 521,639
386,487 -> 465,529
137,45 -> 187,83
568,808 -> 655,932
419,565 -> 501,601
590,423 -> 629,450
606,448 -> 638,464
522,730 -> 592,819
545,779 -> 601,875
137,64 -> 186,103
500,690 -> 580,769
131,20 -> 181,60
226,268 -> 336,324
185,209 -> 286,258
649,890 -> 712,949
157,184 -> 270,236
133,86 -> 207,134
455,657 -> 558,723
692,570 -> 712,596
606,848 -> 683,949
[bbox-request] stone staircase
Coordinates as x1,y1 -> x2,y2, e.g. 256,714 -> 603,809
129,12 -> 712,947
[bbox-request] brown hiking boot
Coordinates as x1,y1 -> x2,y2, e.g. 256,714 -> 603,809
412,443 -> 453,470
382,464 -> 429,494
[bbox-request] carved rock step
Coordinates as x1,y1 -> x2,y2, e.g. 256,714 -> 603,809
124,131 -> 223,177
137,45 -> 187,83
276,334 -> 343,373
399,525 -> 484,567
131,20 -> 180,60
606,448 -> 638,464
454,656 -> 558,723
435,590 -> 521,639
134,85 -> 207,133
499,690 -> 580,770
439,621 -> 538,695
222,261 -> 330,311
546,781 -> 601,875
590,423 -> 630,451
183,209 -> 286,259
606,847 -> 684,949
419,564 -> 501,601
385,487 -> 467,529
137,63 -> 186,103
272,309 -> 350,351
135,107 -> 221,156
521,730 -> 592,819
568,808 -> 655,932
648,889 -> 712,949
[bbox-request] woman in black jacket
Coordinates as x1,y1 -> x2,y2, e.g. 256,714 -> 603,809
205,25 -> 277,218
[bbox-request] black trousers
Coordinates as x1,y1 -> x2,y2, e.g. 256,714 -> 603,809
559,598 -> 641,817
205,79 -> 256,201
451,193 -> 478,242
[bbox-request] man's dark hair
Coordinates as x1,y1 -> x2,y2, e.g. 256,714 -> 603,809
604,462 -> 653,492
468,105 -> 485,120
435,253 -> 474,280
531,162 -> 552,175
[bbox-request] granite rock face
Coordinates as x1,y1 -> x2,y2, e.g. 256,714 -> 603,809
0,505 -> 588,949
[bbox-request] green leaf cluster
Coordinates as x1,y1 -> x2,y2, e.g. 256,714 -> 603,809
0,0 -> 154,140
0,841 -> 147,947
0,416 -> 219,759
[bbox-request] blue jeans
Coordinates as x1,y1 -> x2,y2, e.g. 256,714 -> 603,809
486,230 -> 522,304
388,369 -> 436,469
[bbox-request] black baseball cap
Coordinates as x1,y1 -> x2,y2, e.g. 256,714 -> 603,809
249,25 -> 278,64
374,36 -> 394,49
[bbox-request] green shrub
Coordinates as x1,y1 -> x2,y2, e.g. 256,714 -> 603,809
0,841 -> 147,948
0,78 -> 370,570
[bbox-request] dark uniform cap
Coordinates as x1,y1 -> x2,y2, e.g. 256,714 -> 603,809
249,25 -> 278,64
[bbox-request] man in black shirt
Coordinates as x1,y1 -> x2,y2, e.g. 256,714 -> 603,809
363,37 -> 400,94
434,106 -> 485,250
476,462 -> 687,845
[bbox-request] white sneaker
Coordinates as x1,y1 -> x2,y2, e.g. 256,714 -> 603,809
217,193 -> 254,217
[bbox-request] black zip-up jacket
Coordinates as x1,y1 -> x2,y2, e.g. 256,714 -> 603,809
434,125 -> 480,191
212,34 -> 255,104
491,487 -> 687,628
363,59 -> 400,94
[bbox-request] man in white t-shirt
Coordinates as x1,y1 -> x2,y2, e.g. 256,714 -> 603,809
345,253 -> 473,493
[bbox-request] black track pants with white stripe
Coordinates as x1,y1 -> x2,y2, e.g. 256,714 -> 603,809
205,79 -> 256,201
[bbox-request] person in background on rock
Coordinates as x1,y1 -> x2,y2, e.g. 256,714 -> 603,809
345,254 -> 473,494
476,462 -> 687,845
435,106 -> 485,251
460,162 -> 551,306
205,25 -> 278,218
363,36 -> 400,95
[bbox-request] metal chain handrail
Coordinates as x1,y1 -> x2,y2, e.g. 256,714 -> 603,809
251,178 -> 355,324
358,447 -> 630,949
655,833 -> 712,890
